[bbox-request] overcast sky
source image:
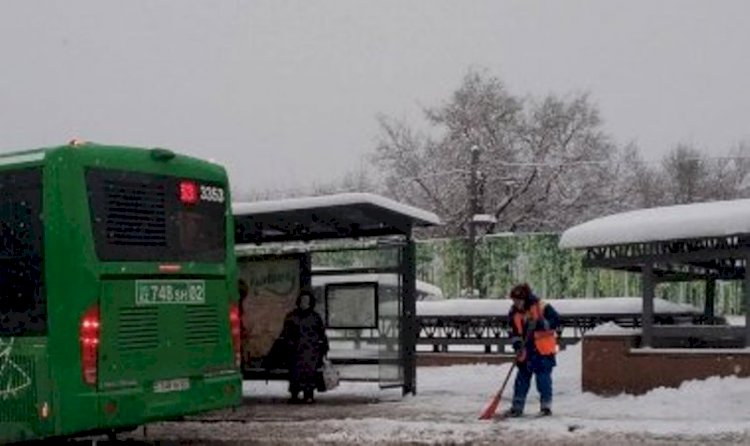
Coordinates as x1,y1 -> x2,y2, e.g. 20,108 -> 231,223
2,1 -> 749,196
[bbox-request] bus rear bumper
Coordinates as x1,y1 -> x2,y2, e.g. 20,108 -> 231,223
97,372 -> 241,428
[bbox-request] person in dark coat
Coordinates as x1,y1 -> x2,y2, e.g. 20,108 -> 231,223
503,283 -> 560,417
281,290 -> 329,404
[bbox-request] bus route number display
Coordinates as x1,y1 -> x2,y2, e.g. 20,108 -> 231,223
135,280 -> 206,305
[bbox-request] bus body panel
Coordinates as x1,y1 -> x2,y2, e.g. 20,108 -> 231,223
98,278 -> 234,386
0,144 -> 240,443
0,337 -> 53,442
45,150 -> 104,437
94,372 -> 238,428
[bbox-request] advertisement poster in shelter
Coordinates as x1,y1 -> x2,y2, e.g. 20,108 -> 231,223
238,257 -> 301,366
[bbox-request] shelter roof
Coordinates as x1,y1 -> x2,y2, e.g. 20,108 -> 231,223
560,199 -> 750,249
233,192 -> 440,244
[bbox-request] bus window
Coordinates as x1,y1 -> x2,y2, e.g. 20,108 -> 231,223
86,168 -> 226,262
0,168 -> 45,336
175,210 -> 224,260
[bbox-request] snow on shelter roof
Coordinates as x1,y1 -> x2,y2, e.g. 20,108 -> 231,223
233,192 -> 441,244
559,198 -> 750,249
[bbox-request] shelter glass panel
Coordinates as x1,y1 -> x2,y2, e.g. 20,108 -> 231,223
325,282 -> 378,329
378,273 -> 403,388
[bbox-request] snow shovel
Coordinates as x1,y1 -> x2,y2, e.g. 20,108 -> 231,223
478,361 -> 516,420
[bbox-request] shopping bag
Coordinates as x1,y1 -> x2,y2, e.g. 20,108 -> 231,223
320,357 -> 340,391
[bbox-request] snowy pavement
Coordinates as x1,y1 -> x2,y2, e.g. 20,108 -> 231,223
131,340 -> 750,445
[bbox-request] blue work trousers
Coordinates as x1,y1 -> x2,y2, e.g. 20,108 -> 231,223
511,360 -> 553,412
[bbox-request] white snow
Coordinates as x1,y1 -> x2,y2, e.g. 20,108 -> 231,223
0,150 -> 45,166
237,336 -> 750,443
587,321 -> 641,336
233,192 -> 441,226
417,297 -> 700,317
559,198 -> 750,248
413,281 -> 444,300
726,315 -> 747,326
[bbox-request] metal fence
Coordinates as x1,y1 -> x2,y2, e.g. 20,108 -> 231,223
327,311 -> 722,355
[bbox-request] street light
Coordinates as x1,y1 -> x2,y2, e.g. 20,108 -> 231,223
465,156 -> 514,297
465,145 -> 482,297
472,214 -> 497,224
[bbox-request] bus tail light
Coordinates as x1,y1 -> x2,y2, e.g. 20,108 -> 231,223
80,305 -> 100,386
229,303 -> 241,368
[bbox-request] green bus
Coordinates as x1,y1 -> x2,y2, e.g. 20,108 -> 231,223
0,141 -> 241,443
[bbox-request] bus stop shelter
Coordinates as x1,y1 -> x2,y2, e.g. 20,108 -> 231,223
233,193 -> 440,395
560,198 -> 750,348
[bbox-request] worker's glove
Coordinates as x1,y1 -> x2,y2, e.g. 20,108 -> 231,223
511,338 -> 523,353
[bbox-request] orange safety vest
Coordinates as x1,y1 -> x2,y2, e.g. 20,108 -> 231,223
512,301 -> 558,356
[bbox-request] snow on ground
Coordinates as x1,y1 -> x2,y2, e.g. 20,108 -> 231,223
587,321 -> 642,335
726,315 -> 747,327
245,340 -> 750,441
136,332 -> 750,445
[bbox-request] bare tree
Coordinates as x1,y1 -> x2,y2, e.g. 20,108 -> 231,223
661,144 -> 710,204
372,69 -> 628,293
491,93 -> 622,231
615,143 -> 667,209
705,142 -> 750,200
614,141 -> 750,210
373,69 -> 624,236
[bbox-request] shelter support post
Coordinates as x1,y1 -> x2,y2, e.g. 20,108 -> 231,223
641,263 -> 655,347
704,277 -> 716,322
401,238 -> 417,395
745,256 -> 750,347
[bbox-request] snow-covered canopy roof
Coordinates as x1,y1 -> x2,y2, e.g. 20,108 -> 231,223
559,199 -> 750,249
233,193 -> 440,244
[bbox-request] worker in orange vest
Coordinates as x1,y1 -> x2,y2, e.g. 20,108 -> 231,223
503,283 -> 560,418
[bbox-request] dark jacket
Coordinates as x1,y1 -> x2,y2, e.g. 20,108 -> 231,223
508,294 -> 560,371
281,305 -> 329,392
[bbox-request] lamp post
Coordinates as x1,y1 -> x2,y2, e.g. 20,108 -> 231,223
466,145 -> 481,296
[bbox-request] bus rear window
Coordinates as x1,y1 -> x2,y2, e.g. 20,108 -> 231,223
0,168 -> 45,336
86,168 -> 226,262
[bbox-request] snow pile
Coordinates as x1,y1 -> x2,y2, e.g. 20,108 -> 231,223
726,315 -> 747,327
232,337 -> 750,443
587,321 -> 641,336
143,321 -> 749,443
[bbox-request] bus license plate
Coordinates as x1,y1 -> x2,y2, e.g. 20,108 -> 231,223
136,280 -> 206,305
153,378 -> 190,393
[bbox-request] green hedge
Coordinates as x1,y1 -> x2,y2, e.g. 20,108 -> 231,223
415,233 -> 743,314
241,234 -> 746,315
